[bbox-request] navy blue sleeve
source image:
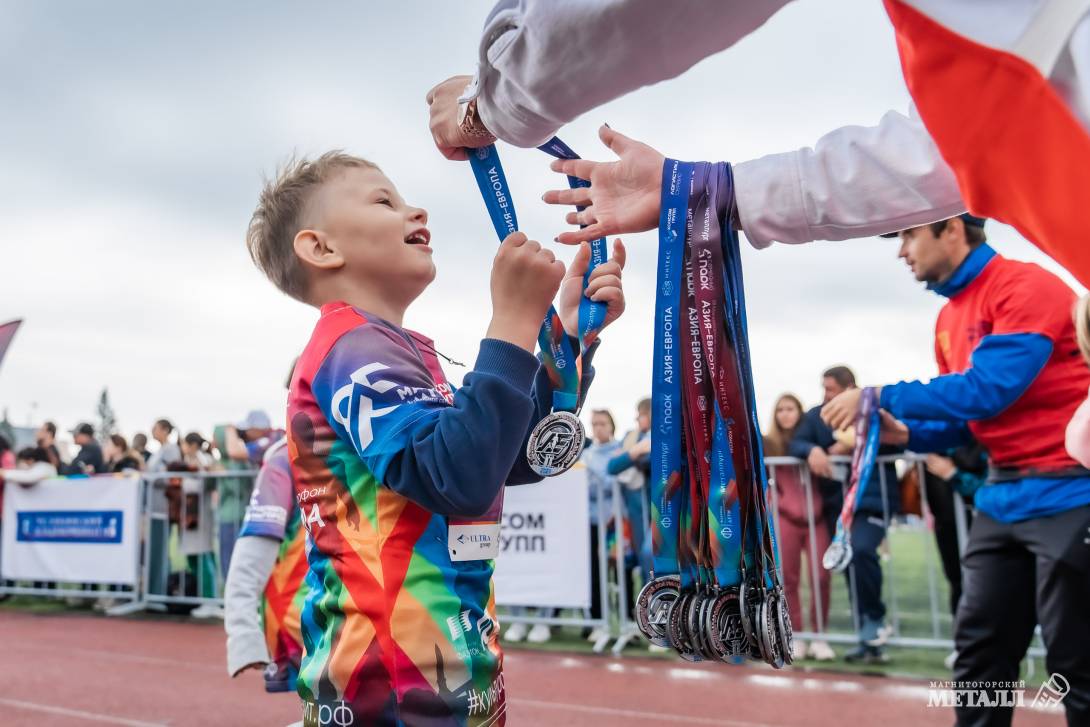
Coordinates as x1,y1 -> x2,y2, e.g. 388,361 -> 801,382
903,418 -> 973,453
880,332 -> 1052,422
607,450 -> 634,475
788,409 -> 825,460
312,324 -> 539,517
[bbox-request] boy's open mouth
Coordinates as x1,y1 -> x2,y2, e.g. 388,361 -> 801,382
405,229 -> 431,246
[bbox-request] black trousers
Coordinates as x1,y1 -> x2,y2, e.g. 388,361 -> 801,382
589,524 -> 603,620
953,505 -> 1090,727
846,513 -> 887,629
924,472 -> 972,617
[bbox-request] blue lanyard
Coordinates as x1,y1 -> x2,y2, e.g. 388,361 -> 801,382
716,162 -> 780,587
650,159 -> 693,578
537,138 -> 611,348
695,165 -> 742,588
467,141 -> 607,412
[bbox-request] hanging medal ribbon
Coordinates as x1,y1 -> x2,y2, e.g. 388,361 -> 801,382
714,163 -> 789,667
467,140 -> 608,476
634,159 -> 692,648
823,387 -> 881,573
636,160 -> 792,668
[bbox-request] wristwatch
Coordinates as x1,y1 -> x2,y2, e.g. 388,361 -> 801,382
458,98 -> 495,141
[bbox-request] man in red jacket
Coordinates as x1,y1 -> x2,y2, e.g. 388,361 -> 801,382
824,214 -> 1090,726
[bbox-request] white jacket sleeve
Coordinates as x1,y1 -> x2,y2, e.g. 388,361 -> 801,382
224,535 -> 280,677
733,108 -> 966,246
1,463 -> 58,485
473,0 -> 792,147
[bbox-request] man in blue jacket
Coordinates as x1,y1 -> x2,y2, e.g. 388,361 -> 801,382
824,214 -> 1090,726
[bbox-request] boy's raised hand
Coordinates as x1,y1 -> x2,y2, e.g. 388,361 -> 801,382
487,232 -> 566,353
542,126 -> 665,246
558,239 -> 626,338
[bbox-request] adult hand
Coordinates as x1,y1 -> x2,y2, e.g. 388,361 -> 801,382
807,446 -> 833,479
821,388 -> 863,432
232,661 -> 268,677
925,453 -> 957,480
828,441 -> 852,456
426,75 -> 496,161
878,410 -> 910,446
630,437 -> 652,458
558,239 -> 626,337
542,126 -> 665,245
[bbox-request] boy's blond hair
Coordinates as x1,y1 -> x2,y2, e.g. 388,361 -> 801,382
1077,294 -> 1090,365
246,151 -> 378,302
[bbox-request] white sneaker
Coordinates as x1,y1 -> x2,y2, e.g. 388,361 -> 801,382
808,640 -> 836,662
190,604 -> 224,619
503,622 -> 528,643
944,650 -> 958,670
93,597 -> 118,612
648,643 -> 671,654
587,626 -> 609,643
791,640 -> 808,662
526,623 -> 552,643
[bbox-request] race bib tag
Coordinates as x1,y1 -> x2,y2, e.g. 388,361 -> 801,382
448,521 -> 501,561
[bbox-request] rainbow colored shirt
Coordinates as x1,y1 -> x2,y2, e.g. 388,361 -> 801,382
239,437 -> 308,693
289,302 -> 558,727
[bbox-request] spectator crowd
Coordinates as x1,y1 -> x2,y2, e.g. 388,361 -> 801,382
0,411 -> 285,615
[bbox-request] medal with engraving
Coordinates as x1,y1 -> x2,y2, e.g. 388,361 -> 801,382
467,139 -> 608,476
526,410 -> 585,477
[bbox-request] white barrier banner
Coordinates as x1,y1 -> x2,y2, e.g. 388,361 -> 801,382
493,465 -> 590,608
1,475 -> 141,585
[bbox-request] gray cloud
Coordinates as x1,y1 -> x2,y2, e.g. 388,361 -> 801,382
0,0 -> 1080,443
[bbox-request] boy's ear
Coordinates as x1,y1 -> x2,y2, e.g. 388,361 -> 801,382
294,229 -> 344,271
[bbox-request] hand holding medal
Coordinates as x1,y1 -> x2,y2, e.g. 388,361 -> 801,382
822,387 -> 881,573
467,138 -> 624,477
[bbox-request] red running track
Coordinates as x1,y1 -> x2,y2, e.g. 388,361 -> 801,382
0,611 -> 1064,726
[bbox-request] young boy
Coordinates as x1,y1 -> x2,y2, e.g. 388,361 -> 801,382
224,435 -> 308,694
246,152 -> 625,726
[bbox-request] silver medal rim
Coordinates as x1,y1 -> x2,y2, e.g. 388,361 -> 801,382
636,577 -> 680,647
822,540 -> 848,572
828,540 -> 853,574
775,588 -> 795,665
526,411 -> 585,477
669,591 -> 700,661
706,589 -> 743,662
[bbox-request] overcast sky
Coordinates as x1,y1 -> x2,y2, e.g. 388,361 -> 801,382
1,0 -> 1083,447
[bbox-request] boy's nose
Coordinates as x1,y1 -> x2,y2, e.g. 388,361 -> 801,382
409,206 -> 428,225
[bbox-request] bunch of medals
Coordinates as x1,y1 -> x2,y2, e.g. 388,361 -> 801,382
467,138 -> 609,477
636,161 -> 793,667
822,387 -> 881,573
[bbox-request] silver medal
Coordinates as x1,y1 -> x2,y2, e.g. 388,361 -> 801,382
822,538 -> 853,573
526,411 -> 585,477
636,576 -> 680,647
775,587 -> 795,666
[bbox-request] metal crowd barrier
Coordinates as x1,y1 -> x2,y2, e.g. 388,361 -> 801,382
497,452 -> 1047,661
763,454 -> 1044,658
497,474 -> 616,653
112,469 -> 256,616
4,459 -> 1047,663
